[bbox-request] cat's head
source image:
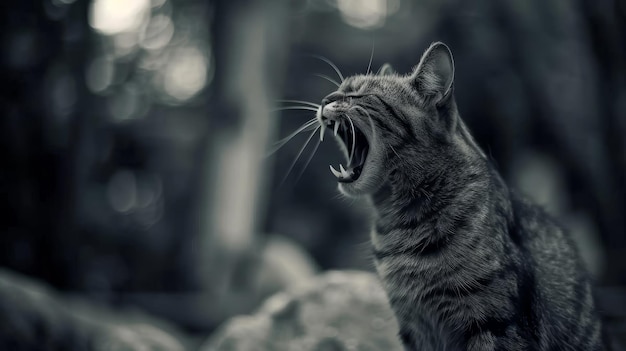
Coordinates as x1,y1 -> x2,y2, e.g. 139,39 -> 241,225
318,42 -> 465,197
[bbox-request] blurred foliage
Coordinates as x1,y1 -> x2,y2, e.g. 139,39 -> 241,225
0,0 -> 624,346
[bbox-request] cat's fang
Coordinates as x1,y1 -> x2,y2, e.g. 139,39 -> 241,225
329,165 -> 342,178
319,125 -> 325,141
339,164 -> 349,178
334,122 -> 340,136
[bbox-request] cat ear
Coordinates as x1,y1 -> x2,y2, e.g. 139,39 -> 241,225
411,42 -> 455,105
378,63 -> 395,75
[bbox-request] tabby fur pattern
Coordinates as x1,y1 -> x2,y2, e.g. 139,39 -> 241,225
316,42 -> 603,351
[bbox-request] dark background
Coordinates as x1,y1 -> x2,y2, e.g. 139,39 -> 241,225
1,0 -> 624,349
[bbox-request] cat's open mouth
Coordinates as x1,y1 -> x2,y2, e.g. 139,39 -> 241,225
325,117 -> 369,183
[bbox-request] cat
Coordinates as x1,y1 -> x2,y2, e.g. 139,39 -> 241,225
314,42 -> 604,350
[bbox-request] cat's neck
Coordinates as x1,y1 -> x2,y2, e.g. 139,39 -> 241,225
370,115 -> 495,215
368,151 -> 509,231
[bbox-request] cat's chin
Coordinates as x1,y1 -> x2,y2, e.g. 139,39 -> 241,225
337,171 -> 384,197
338,182 -> 373,198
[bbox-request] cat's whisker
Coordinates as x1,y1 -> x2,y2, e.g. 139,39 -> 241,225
279,126 -> 320,186
389,144 -> 401,159
265,119 -> 318,157
350,105 -> 373,122
346,115 -> 356,164
366,41 -> 375,75
273,106 -> 319,112
310,54 -> 344,82
274,119 -> 317,142
350,105 -> 376,145
276,99 -> 320,108
294,136 -> 321,183
314,74 -> 340,88
317,106 -> 325,141
352,106 -> 376,132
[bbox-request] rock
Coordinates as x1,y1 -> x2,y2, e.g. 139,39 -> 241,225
0,269 -> 189,351
92,323 -> 185,351
200,270 -> 402,351
254,235 -> 319,299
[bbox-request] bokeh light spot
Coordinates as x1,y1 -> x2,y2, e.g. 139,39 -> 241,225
150,0 -> 167,9
51,74 -> 77,118
337,0 -> 399,29
162,46 -> 208,102
139,14 -> 174,50
86,56 -> 114,93
112,32 -> 140,56
107,170 -> 137,213
136,175 -> 162,208
89,0 -> 150,35
107,83 -> 143,121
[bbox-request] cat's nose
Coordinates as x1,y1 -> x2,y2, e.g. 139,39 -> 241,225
323,101 -> 339,113
321,101 -> 344,123
320,92 -> 347,123
322,91 -> 345,106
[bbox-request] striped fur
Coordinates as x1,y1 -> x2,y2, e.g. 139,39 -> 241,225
319,43 -> 603,350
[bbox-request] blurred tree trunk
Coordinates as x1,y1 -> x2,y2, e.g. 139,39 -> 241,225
579,0 -> 626,284
0,0 -> 90,289
186,0 -> 289,328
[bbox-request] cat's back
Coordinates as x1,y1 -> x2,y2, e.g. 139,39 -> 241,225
510,192 -> 603,350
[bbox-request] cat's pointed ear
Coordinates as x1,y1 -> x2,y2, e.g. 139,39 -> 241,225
378,63 -> 395,76
411,42 -> 455,105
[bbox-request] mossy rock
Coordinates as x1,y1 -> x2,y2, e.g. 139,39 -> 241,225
201,270 -> 402,351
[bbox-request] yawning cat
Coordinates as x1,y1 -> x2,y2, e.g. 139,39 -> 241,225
314,42 -> 603,350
